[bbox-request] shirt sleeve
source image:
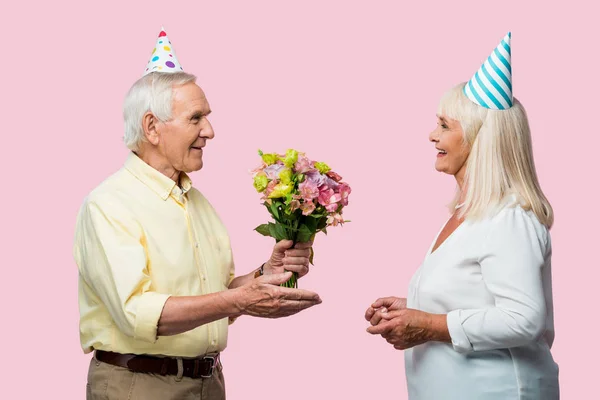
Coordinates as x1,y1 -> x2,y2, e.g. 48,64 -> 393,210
446,207 -> 549,353
74,199 -> 171,343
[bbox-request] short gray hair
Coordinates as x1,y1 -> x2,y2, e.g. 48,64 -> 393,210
123,71 -> 197,151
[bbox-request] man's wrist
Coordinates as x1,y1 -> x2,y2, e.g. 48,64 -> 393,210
254,263 -> 265,278
262,261 -> 273,275
223,287 -> 247,317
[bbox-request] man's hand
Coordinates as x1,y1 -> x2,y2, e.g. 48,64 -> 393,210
263,240 -> 313,278
235,272 -> 322,318
366,309 -> 450,350
364,296 -> 407,326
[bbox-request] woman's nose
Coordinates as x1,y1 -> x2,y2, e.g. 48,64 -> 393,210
429,128 -> 439,142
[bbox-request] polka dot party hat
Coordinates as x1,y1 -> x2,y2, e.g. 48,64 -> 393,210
143,27 -> 184,76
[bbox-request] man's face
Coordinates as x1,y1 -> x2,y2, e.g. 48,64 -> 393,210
155,82 -> 214,173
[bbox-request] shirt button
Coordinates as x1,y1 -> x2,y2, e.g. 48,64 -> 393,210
195,243 -> 199,248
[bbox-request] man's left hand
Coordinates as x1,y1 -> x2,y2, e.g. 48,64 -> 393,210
263,240 -> 313,278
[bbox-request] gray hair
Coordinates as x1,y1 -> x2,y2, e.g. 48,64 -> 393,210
123,71 -> 197,151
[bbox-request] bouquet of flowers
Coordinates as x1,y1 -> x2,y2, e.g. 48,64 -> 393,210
251,149 -> 351,288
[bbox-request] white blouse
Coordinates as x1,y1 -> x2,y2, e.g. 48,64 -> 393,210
405,198 -> 560,399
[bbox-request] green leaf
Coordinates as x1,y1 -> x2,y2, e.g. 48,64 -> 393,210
303,216 -> 318,232
255,224 -> 272,237
316,216 -> 328,230
309,247 -> 315,265
270,201 -> 281,221
269,222 -> 288,241
296,224 -> 314,243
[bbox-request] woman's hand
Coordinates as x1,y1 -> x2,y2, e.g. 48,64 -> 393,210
366,309 -> 451,350
364,296 -> 407,326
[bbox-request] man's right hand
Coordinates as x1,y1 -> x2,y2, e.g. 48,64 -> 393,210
364,296 -> 407,326
236,272 -> 322,318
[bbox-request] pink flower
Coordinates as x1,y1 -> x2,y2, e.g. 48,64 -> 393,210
289,199 -> 301,212
326,170 -> 343,182
323,175 -> 340,191
338,183 -> 352,206
263,179 -> 278,199
264,163 -> 285,180
299,179 -> 320,201
250,161 -> 267,175
295,154 -> 315,174
306,171 -> 326,187
300,201 -> 316,216
327,213 -> 344,227
318,187 -> 341,213
317,187 -> 334,207
325,203 -> 338,213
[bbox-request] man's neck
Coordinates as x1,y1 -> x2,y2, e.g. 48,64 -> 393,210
135,150 -> 180,184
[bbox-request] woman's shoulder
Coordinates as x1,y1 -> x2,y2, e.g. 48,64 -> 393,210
483,194 -> 550,248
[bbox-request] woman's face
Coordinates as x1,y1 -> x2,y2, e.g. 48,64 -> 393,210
429,115 -> 470,178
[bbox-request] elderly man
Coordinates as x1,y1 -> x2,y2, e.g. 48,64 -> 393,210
73,29 -> 321,400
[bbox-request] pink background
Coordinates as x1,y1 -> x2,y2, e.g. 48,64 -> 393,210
4,0 -> 599,398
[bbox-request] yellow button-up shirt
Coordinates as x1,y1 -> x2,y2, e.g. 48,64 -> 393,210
74,152 -> 235,357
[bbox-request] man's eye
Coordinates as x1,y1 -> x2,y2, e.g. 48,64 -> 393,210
442,124 -> 448,129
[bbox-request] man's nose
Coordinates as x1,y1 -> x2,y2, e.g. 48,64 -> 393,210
201,120 -> 215,139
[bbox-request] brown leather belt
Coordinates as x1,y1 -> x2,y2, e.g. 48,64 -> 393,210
95,350 -> 220,379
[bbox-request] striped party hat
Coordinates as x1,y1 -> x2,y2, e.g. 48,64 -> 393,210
143,27 -> 184,76
464,32 -> 513,110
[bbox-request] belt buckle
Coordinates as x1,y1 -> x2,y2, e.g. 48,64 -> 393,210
200,354 -> 217,378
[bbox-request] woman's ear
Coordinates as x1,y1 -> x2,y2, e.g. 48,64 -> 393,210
142,112 -> 160,146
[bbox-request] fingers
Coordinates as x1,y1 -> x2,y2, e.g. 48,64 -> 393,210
278,286 -> 322,303
282,263 -> 309,278
284,248 -> 311,258
369,307 -> 388,326
273,240 -> 294,253
281,299 -> 321,313
367,320 -> 394,335
293,241 -> 313,250
364,307 -> 375,321
371,297 -> 399,309
282,249 -> 311,277
282,256 -> 310,276
380,310 -> 405,320
259,271 -> 293,285
283,256 -> 310,266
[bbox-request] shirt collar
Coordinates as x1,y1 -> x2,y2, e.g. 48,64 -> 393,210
124,152 -> 193,201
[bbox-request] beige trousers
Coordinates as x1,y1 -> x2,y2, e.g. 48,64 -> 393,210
86,353 -> 226,400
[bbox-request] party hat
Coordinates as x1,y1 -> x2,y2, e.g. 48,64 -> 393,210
143,27 -> 184,76
463,32 -> 513,110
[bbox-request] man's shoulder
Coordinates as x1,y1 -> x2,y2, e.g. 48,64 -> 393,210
80,167 -> 137,212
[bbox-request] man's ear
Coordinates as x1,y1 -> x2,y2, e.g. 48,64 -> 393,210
142,112 -> 161,146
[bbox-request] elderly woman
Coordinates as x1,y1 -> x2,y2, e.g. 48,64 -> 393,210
365,34 -> 559,399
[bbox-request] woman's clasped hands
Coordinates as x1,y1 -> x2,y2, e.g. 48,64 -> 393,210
365,297 -> 450,350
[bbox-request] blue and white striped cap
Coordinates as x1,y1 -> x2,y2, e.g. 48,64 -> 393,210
464,32 -> 513,110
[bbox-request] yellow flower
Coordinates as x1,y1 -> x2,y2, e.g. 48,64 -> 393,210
268,183 -> 293,199
279,168 -> 293,184
314,161 -> 331,174
253,174 -> 268,192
